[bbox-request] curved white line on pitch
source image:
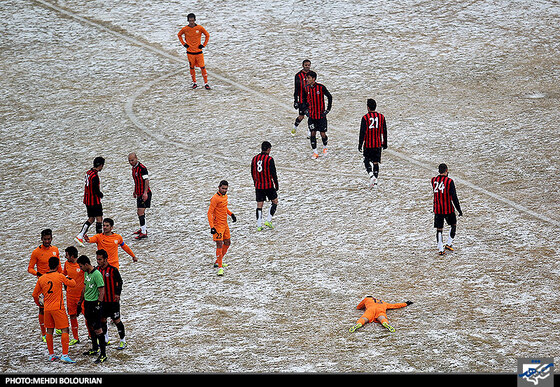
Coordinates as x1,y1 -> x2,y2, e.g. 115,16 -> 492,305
37,0 -> 560,227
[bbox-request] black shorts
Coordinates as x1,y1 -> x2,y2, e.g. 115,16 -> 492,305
136,191 -> 152,208
363,147 -> 382,163
255,188 -> 278,202
86,204 -> 103,218
434,213 -> 457,229
308,117 -> 327,133
101,301 -> 121,320
83,300 -> 103,330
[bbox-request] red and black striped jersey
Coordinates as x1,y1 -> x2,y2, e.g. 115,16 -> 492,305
83,168 -> 102,206
98,264 -> 122,303
132,162 -> 151,196
359,111 -> 387,149
303,83 -> 332,119
251,152 -> 278,190
432,175 -> 461,214
294,70 -> 308,104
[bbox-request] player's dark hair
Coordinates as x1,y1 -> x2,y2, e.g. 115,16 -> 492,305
48,256 -> 59,270
96,249 -> 108,259
41,229 -> 52,238
302,59 -> 311,66
77,255 -> 90,265
439,163 -> 448,174
93,156 -> 105,167
219,180 -> 229,187
367,98 -> 376,110
103,218 -> 114,227
307,70 -> 317,79
261,141 -> 272,152
187,13 -> 196,20
65,246 -> 78,258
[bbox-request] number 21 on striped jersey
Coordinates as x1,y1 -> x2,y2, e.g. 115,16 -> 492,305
433,181 -> 445,193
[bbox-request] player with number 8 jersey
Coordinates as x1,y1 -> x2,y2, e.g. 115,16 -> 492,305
251,141 -> 279,231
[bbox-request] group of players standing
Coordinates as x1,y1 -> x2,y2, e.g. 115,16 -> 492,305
28,153 -> 150,364
29,12 -> 465,363
206,58 -> 463,282
292,59 -> 463,255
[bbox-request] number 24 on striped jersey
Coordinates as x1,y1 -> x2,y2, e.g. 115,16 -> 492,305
433,181 -> 446,193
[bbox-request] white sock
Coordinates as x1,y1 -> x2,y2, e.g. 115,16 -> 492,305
257,209 -> 262,227
437,231 -> 443,251
447,232 -> 453,246
141,225 -> 147,234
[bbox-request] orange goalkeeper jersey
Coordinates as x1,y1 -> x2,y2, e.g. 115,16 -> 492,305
208,192 -> 232,229
178,24 -> 209,53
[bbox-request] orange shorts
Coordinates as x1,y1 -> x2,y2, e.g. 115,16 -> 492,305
66,295 -> 81,316
44,309 -> 69,329
213,224 -> 230,242
360,310 -> 387,324
188,53 -> 205,68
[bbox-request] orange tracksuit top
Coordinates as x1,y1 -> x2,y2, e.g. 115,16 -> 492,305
357,296 -> 408,323
177,24 -> 209,53
208,192 -> 232,229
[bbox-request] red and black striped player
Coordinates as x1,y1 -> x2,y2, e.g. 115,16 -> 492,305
358,99 -> 387,187
302,70 -> 332,159
292,59 -> 311,137
128,153 -> 151,239
251,141 -> 279,231
75,157 -> 105,247
431,163 -> 463,255
96,249 -> 127,350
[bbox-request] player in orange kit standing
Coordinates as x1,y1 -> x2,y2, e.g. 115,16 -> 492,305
178,13 -> 210,89
84,218 -> 137,270
349,296 -> 413,333
62,246 -> 84,346
32,256 -> 77,363
207,180 -> 237,276
28,228 -> 61,342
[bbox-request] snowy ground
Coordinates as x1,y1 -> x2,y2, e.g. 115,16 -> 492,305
1,0 -> 559,374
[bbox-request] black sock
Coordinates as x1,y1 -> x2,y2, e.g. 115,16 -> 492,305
80,221 -> 91,235
115,321 -> 125,340
97,333 -> 106,356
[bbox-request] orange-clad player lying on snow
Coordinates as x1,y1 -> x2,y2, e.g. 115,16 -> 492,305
349,296 -> 413,333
